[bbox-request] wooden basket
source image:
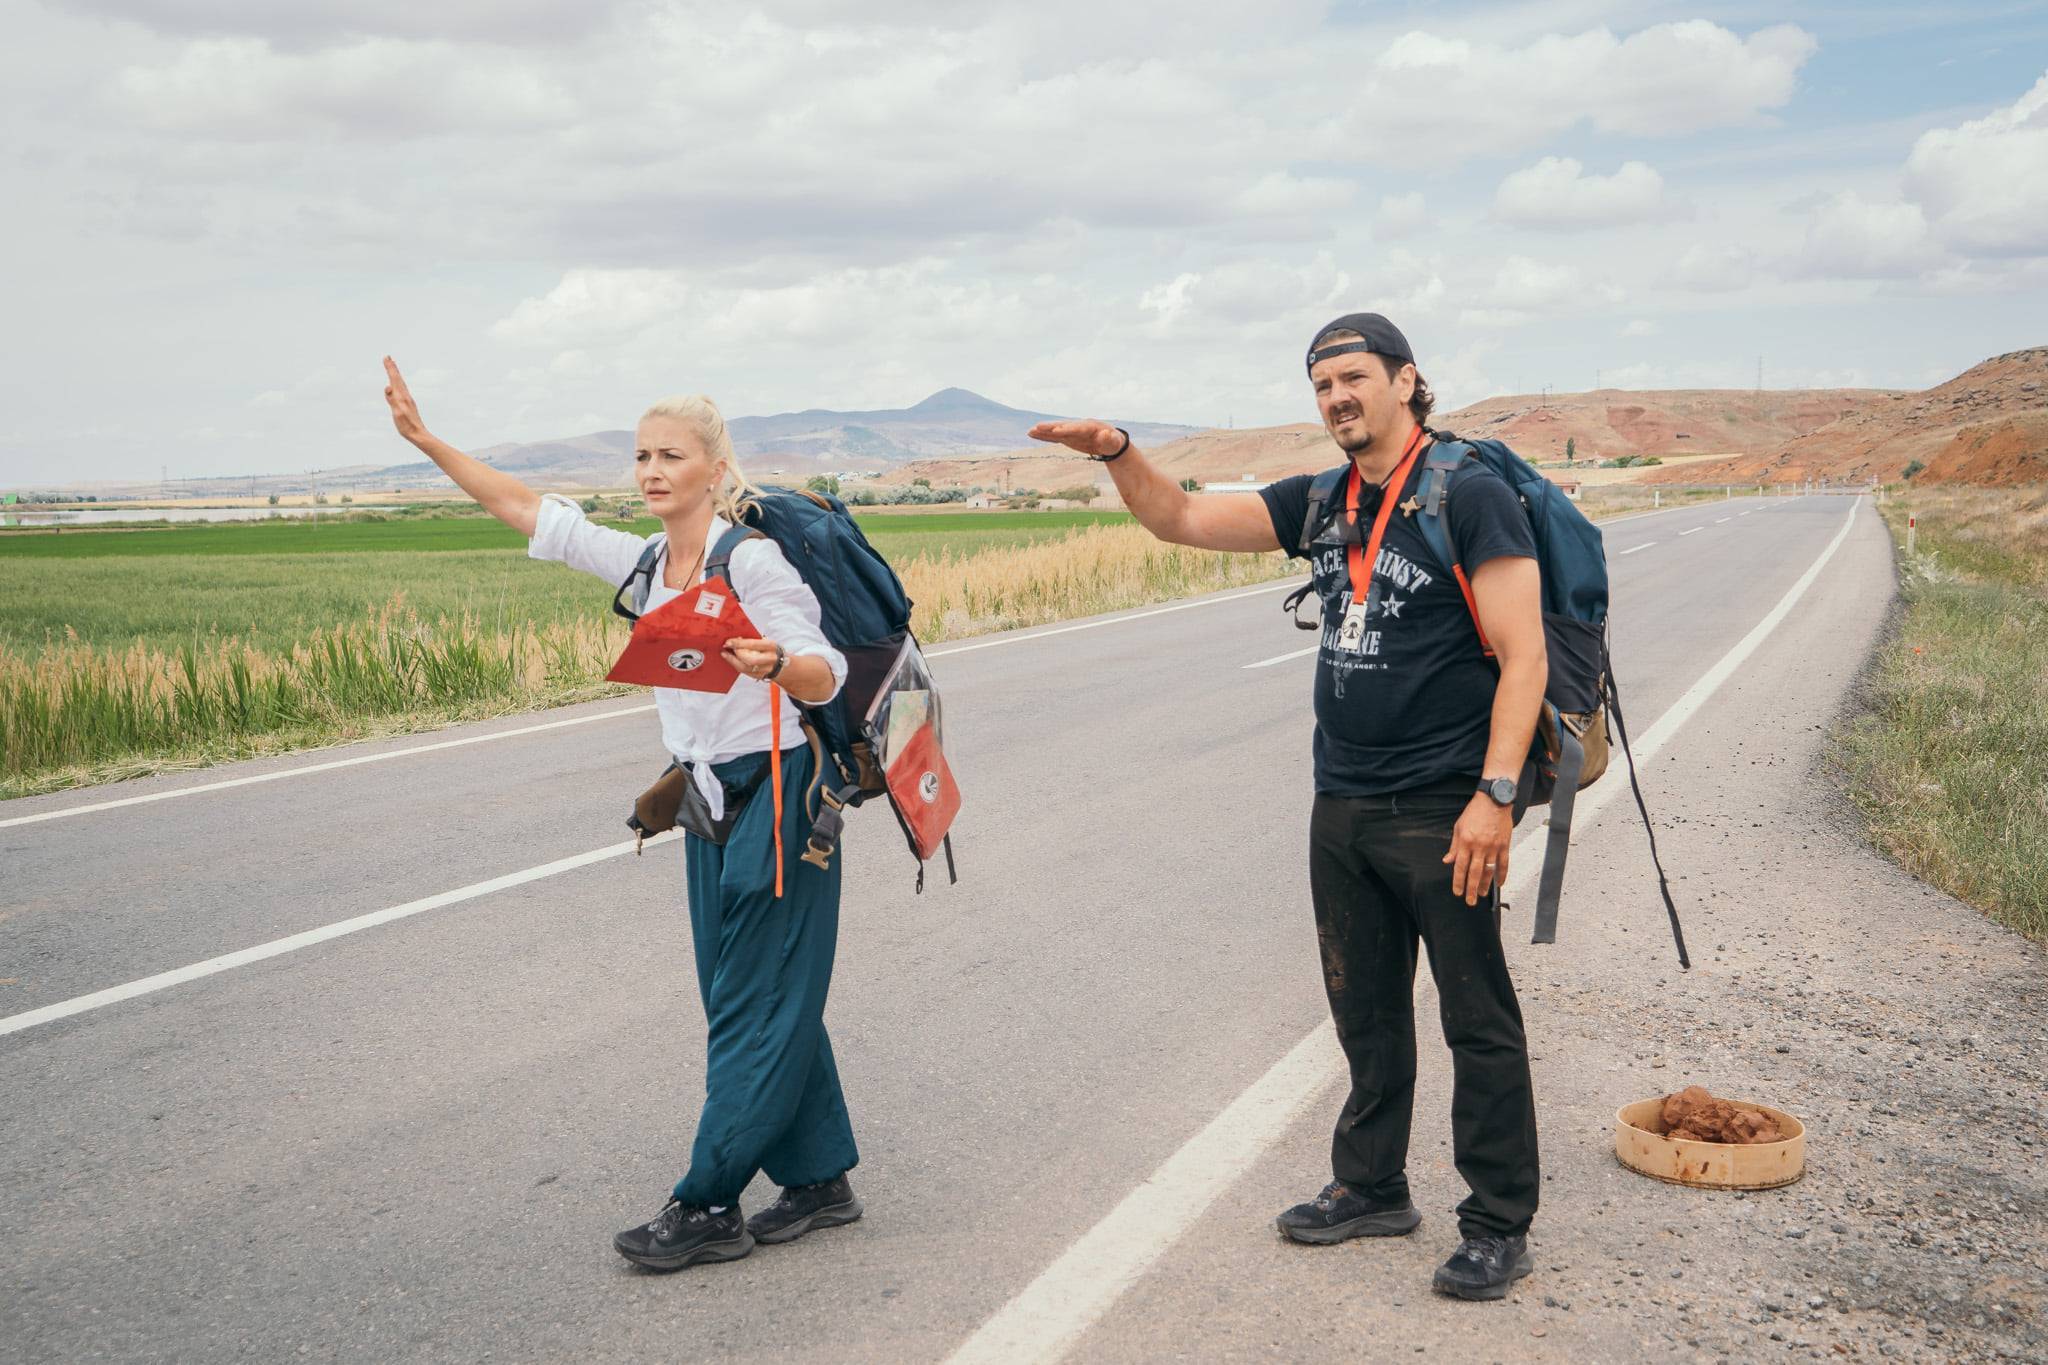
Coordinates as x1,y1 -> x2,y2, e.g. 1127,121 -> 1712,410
1613,1098 -> 1806,1190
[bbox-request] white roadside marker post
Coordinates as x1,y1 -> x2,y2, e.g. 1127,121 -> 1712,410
1908,515 -> 1916,555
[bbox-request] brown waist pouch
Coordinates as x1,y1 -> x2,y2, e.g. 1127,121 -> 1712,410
627,763 -> 747,848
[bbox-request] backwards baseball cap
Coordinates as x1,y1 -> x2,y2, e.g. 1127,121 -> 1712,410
1305,312 -> 1414,375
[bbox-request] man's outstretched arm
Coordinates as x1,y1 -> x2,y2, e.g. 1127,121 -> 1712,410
1029,420 -> 1281,552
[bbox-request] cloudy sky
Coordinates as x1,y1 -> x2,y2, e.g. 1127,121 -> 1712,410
4,1 -> 2046,485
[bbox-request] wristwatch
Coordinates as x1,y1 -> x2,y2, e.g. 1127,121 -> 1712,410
1478,776 -> 1517,807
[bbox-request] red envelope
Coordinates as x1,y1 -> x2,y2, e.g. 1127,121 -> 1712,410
605,581 -> 758,692
884,719 -> 961,861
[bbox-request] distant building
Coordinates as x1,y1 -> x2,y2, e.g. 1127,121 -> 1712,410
964,492 -> 999,508
1550,478 -> 1583,499
1202,481 -> 1265,493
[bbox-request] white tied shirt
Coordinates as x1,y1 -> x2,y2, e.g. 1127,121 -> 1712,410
527,494 -> 848,819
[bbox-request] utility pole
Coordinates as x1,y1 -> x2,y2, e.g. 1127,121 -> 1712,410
1756,355 -> 1762,393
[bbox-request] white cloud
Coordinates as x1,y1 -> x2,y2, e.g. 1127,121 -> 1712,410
63,0 -> 632,45
1332,22 -> 1816,160
1622,319 -> 1660,337
1903,70 -> 2048,257
1668,243 -> 1761,293
490,270 -> 697,345
1493,157 -> 1671,228
111,37 -> 577,138
1795,192 -> 1944,279
1374,192 -> 1431,240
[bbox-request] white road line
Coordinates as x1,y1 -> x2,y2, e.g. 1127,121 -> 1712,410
0,706 -> 656,831
1679,527 -> 1703,537
945,1021 -> 1339,1365
943,498 -> 1863,1365
0,832 -> 678,1038
1244,645 -> 1318,669
1,582 -> 1302,830
1716,517 -> 1732,524
1620,543 -> 1655,556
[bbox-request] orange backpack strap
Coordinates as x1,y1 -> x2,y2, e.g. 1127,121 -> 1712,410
1412,442 -> 1493,658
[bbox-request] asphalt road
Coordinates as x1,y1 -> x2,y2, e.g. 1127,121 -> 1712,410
14,492 -> 2019,1363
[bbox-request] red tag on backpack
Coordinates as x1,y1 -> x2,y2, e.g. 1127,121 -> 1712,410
604,582 -> 757,692
884,719 -> 960,860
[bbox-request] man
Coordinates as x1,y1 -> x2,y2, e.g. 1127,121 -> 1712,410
1029,313 -> 1546,1301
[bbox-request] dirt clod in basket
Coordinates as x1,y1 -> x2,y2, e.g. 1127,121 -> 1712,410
1656,1086 -> 1785,1145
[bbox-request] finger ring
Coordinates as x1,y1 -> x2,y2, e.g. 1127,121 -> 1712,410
1484,862 -> 1497,869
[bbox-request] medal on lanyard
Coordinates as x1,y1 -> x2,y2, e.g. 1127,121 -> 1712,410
1335,427 -> 1429,654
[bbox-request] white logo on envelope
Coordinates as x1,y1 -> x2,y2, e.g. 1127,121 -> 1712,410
694,591 -> 726,618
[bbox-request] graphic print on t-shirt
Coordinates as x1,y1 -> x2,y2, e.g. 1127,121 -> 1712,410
1259,456 -> 1540,796
1306,523 -> 1438,693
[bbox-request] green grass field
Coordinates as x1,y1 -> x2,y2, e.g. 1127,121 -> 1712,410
0,509 -> 1136,655
1838,486 -> 2047,943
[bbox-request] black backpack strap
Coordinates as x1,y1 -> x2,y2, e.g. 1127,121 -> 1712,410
1298,465 -> 1350,555
705,524 -> 766,589
611,532 -> 668,623
1529,706 -> 1583,945
1604,669 -> 1691,968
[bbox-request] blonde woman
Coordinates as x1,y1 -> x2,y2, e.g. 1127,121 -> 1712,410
381,358 -> 864,1271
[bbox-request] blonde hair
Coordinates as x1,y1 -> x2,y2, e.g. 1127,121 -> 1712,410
640,393 -> 763,522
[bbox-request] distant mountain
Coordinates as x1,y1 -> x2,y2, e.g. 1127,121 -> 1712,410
426,388 -> 1201,488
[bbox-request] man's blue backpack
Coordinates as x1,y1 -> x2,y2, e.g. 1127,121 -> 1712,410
614,487 -> 957,888
1296,432 -> 1687,965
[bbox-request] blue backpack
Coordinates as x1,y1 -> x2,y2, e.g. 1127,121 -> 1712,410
613,487 -> 957,888
1295,432 -> 1687,965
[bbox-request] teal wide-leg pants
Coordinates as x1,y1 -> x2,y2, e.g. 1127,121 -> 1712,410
672,743 -> 860,1209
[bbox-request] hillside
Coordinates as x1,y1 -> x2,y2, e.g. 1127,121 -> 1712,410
1442,388 -> 1898,462
897,386 -> 1900,492
1644,347 -> 2048,487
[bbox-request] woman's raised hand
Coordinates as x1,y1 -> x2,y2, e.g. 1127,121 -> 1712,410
382,357 -> 430,446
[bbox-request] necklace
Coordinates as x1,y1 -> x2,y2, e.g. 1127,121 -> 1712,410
665,540 -> 707,592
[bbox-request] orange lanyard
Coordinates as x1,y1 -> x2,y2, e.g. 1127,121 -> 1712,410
1343,425 -> 1428,609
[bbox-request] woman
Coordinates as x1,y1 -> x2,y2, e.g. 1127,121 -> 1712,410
381,357 -> 864,1271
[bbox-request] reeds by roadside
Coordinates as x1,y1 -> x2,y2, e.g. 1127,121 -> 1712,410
1839,486 -> 2048,942
903,523 -> 1291,641
0,527 -> 1292,797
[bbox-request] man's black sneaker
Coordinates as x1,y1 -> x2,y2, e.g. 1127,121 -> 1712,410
1275,1181 -> 1422,1245
1431,1234 -> 1534,1300
612,1199 -> 753,1271
746,1174 -> 864,1245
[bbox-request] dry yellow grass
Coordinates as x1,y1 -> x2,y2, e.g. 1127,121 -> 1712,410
902,523 -> 1293,642
2,527 -> 1291,795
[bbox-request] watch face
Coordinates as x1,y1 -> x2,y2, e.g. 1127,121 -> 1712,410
1488,777 -> 1517,804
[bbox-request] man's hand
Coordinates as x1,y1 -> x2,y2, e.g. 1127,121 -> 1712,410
1027,419 -> 1124,459
1443,793 -> 1513,906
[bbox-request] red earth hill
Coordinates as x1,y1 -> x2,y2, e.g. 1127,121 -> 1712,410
1644,347 -> 2048,487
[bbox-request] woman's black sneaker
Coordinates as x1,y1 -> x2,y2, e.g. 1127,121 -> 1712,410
745,1174 -> 864,1245
1275,1181 -> 1422,1244
612,1199 -> 754,1271
1430,1234 -> 1533,1300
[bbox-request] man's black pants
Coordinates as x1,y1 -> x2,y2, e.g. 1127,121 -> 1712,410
1308,775 -> 1540,1238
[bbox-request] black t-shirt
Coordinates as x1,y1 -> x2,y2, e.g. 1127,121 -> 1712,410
1261,453 -> 1537,796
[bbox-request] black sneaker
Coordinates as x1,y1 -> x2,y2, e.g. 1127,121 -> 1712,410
1431,1234 -> 1533,1300
1275,1181 -> 1422,1245
612,1199 -> 754,1271
746,1174 -> 864,1245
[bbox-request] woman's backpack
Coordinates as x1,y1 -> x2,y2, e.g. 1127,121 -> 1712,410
614,487 -> 959,890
